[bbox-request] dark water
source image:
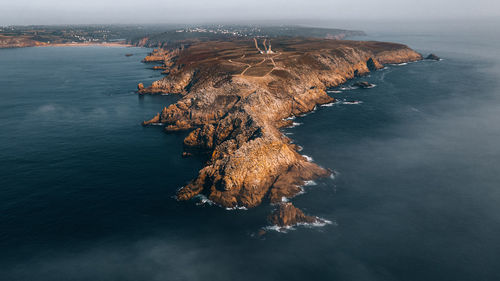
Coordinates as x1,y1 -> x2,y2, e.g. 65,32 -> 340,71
1,24 -> 500,280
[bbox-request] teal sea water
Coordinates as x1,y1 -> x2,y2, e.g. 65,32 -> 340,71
1,23 -> 500,280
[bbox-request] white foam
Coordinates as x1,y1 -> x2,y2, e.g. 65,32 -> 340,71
341,101 -> 363,105
302,155 -> 313,162
320,102 -> 335,107
281,196 -> 290,202
194,194 -> 215,206
297,145 -> 304,152
286,122 -> 303,128
264,217 -> 335,233
225,206 -> 248,211
285,132 -> 294,135
327,90 -> 342,94
304,180 -> 317,186
285,116 -> 296,120
149,122 -> 165,126
297,218 -> 335,228
264,225 -> 291,233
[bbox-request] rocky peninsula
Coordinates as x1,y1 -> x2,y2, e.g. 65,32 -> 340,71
139,38 -> 422,228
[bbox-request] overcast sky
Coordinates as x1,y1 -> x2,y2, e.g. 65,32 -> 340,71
1,0 -> 499,25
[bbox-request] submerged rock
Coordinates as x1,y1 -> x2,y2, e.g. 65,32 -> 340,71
353,81 -> 375,89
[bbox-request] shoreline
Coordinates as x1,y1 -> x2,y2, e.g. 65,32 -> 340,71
38,42 -> 134,48
138,38 -> 423,226
0,42 -> 135,49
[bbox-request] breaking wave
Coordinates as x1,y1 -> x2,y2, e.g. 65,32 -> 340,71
194,194 -> 215,206
263,218 -> 335,233
304,180 -> 317,186
327,90 -> 342,94
302,155 -> 313,162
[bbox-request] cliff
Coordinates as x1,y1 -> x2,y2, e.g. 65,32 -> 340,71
0,35 -> 49,48
140,38 -> 422,226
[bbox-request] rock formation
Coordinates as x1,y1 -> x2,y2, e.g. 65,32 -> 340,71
139,38 -> 422,226
426,53 -> 441,60
268,202 -> 322,227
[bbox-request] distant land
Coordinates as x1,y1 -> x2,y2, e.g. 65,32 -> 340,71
0,24 -> 365,48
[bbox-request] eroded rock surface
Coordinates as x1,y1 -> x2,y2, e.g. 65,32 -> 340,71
139,38 -> 422,221
268,202 -> 322,227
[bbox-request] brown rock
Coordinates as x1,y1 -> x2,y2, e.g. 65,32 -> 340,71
268,203 -> 320,227
142,113 -> 160,126
366,57 -> 383,71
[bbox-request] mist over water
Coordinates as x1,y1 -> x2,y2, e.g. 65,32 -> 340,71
1,21 -> 500,280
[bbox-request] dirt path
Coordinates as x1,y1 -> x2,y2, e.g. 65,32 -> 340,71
228,39 -> 281,77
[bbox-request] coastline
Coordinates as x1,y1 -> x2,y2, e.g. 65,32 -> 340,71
0,41 -> 134,49
37,42 -> 134,48
138,38 -> 423,227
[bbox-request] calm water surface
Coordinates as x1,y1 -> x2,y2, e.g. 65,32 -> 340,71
1,25 -> 500,280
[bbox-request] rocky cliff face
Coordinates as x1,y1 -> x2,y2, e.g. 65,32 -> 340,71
140,38 -> 422,226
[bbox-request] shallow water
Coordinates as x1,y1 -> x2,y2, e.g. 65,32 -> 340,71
1,25 -> 500,280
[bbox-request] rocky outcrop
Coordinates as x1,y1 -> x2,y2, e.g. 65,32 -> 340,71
268,202 -> 322,227
366,57 -> 383,71
140,38 -> 422,222
0,36 -> 49,48
426,53 -> 441,60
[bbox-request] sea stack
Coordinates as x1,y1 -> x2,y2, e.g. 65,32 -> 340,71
268,202 -> 323,227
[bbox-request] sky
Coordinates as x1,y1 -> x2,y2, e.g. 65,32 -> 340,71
1,0 -> 499,25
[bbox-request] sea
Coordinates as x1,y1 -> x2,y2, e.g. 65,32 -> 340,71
1,20 -> 499,280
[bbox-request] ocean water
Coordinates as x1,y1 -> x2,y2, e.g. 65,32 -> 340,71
1,23 -> 500,281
